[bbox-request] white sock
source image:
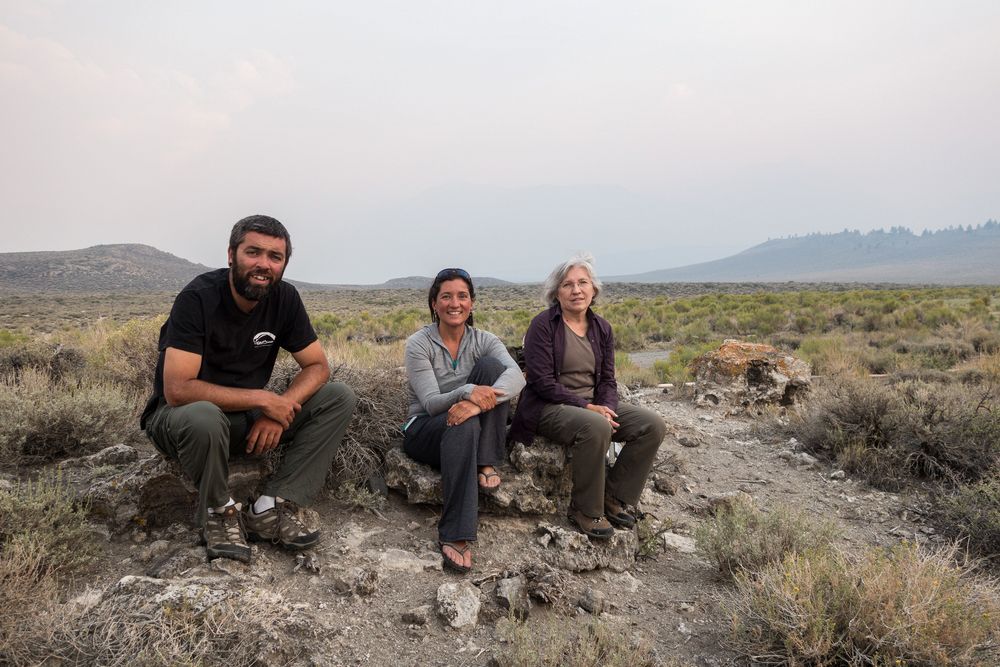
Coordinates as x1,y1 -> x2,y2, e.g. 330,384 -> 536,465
253,495 -> 276,514
208,498 -> 236,514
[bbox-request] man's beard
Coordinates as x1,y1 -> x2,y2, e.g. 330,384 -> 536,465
231,263 -> 282,302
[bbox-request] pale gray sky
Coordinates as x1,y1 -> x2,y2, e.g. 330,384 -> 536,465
2,1 -> 998,283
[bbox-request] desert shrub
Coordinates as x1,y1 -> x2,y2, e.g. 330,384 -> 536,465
615,351 -> 659,389
653,340 -> 721,386
53,587 -> 289,667
497,616 -> 655,667
265,341 -> 407,485
695,495 -> 834,580
86,316 -> 163,397
789,377 -> 1000,490
0,340 -> 87,382
0,368 -> 137,463
0,473 -> 99,576
0,474 -> 99,665
936,474 -> 1000,563
725,543 -> 1000,666
0,329 -> 29,347
0,539 -> 61,666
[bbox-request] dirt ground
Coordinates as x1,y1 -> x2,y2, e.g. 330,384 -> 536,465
72,388 -> 932,667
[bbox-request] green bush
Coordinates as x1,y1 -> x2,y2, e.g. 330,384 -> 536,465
87,317 -> 162,397
695,495 -> 834,580
726,543 -> 1000,666
0,368 -> 136,463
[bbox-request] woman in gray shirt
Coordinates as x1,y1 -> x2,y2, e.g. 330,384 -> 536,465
403,268 -> 525,573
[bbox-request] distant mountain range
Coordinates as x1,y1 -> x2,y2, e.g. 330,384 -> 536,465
607,223 -> 1000,284
0,244 -> 512,292
1,223 -> 997,292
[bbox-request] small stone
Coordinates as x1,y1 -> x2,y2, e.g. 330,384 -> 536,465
662,531 -> 697,554
436,581 -> 481,629
402,604 -> 432,626
677,602 -> 694,613
138,539 -> 171,563
697,414 -> 714,422
496,575 -> 531,620
652,474 -> 679,495
792,452 -> 820,468
145,546 -> 204,579
578,588 -> 606,615
829,470 -> 846,480
407,521 -> 420,531
354,568 -> 379,596
294,552 -> 321,574
678,435 -> 700,448
130,529 -> 148,544
377,548 -> 440,573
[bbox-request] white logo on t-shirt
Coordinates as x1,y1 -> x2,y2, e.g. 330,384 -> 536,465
253,331 -> 276,348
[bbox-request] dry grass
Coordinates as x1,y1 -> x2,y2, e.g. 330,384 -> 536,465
0,368 -> 137,464
496,615 -> 656,667
695,495 -> 835,580
936,473 -> 1000,564
0,539 -> 61,666
789,376 -> 1000,491
726,543 -> 1000,666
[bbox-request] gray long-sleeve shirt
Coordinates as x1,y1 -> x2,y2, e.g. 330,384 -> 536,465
405,324 -> 526,419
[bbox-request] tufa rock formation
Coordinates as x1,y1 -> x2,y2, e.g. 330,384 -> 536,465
691,340 -> 810,412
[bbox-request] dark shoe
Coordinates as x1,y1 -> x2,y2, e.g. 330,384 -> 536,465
604,495 -> 636,529
567,506 -> 614,539
201,504 -> 251,562
245,499 -> 320,550
439,541 -> 472,574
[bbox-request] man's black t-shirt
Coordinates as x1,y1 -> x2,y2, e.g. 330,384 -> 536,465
140,268 -> 317,428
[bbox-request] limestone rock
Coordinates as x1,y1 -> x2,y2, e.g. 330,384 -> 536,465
578,587 -> 606,614
384,438 -> 572,515
692,340 -> 810,411
59,446 -> 270,531
436,580 -> 482,629
496,575 -> 531,620
375,548 -> 440,574
145,546 -> 205,578
402,604 -> 432,626
661,531 -> 697,554
536,524 -> 637,573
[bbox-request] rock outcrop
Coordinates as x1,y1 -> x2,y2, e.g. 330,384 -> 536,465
692,340 -> 810,411
384,438 -> 573,515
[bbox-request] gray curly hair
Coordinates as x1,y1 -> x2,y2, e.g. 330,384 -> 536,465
542,252 -> 602,307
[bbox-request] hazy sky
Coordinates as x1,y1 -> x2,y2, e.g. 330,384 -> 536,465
2,1 -> 998,283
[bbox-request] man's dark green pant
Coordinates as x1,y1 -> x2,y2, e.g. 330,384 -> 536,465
145,382 -> 357,526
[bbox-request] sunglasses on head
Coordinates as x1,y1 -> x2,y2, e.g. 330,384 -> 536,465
435,268 -> 471,281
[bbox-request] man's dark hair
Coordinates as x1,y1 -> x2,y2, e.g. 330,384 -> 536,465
229,215 -> 293,261
428,269 -> 475,327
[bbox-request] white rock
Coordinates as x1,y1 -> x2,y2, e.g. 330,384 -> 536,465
662,531 -> 697,554
436,581 -> 481,629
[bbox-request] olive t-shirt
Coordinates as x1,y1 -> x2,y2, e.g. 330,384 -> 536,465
140,268 -> 317,428
558,321 -> 597,400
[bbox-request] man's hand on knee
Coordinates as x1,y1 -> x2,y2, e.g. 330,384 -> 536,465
260,392 -> 302,428
247,416 -> 285,455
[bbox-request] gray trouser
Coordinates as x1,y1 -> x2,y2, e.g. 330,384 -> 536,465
537,402 -> 666,518
403,357 -> 508,543
145,382 -> 357,526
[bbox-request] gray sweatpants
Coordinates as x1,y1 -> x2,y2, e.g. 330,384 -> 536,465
145,381 -> 357,526
402,356 -> 508,543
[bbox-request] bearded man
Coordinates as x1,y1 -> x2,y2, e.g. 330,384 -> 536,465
141,215 -> 356,562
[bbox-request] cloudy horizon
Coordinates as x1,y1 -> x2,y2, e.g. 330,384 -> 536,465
2,1 -> 998,283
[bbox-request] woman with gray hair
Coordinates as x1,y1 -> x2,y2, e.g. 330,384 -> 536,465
509,253 -> 665,539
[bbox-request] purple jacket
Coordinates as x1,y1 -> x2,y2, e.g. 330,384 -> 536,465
508,304 -> 618,444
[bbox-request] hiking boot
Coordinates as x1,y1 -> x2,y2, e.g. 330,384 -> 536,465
201,504 -> 251,563
567,505 -> 614,539
245,499 -> 320,550
604,494 -> 636,529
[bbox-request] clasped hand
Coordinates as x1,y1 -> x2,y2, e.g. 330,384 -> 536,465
586,403 -> 619,430
467,385 -> 505,411
447,400 -> 482,427
261,392 -> 301,429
